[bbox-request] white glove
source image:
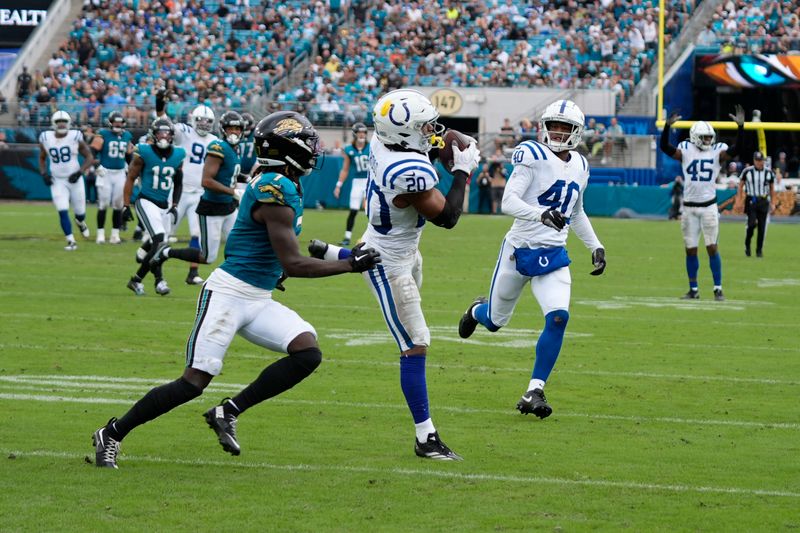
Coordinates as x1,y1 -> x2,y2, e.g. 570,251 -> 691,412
233,187 -> 244,201
451,141 -> 481,175
95,166 -> 107,178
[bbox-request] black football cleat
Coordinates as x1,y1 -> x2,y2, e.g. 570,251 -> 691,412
458,296 -> 487,339
714,288 -> 725,301
308,239 -> 329,259
516,388 -> 553,419
204,400 -> 241,456
414,431 -> 463,461
680,289 -> 699,300
92,419 -> 121,469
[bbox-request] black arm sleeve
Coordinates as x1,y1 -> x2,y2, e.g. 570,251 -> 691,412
155,90 -> 166,115
172,168 -> 183,205
725,124 -> 744,158
430,170 -> 469,229
125,152 -> 132,164
660,123 -> 677,157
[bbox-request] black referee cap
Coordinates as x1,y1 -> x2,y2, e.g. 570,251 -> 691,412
753,151 -> 765,160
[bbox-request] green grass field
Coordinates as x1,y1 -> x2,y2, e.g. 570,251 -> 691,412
0,202 -> 798,532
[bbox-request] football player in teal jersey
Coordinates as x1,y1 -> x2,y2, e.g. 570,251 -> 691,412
334,122 -> 370,245
151,111 -> 244,269
92,111 -> 381,468
238,112 -> 257,177
122,118 -> 193,296
90,111 -> 134,244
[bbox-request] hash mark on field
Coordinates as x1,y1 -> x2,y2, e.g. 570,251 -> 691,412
1,384 -> 799,430
575,296 -> 776,312
4,449 -> 799,499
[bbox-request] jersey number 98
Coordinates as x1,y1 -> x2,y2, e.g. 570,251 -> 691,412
48,146 -> 71,164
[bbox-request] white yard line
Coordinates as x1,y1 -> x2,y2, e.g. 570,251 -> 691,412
0,385 -> 798,430
3,448 -> 798,499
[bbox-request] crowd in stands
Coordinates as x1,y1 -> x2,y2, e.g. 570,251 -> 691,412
278,0 -> 700,124
697,0 -> 800,53
14,0 -> 336,128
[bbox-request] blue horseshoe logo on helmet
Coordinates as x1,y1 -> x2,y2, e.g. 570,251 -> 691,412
388,102 -> 411,126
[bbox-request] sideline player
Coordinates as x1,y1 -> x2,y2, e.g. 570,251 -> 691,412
91,111 -> 133,244
38,110 -> 95,250
457,99 -> 606,419
92,111 -> 381,468
308,89 -> 481,460
122,118 -> 186,296
155,88 -> 217,284
334,122 -> 370,245
660,105 -> 745,301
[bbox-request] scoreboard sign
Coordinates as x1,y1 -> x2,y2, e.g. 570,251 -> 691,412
0,0 -> 53,47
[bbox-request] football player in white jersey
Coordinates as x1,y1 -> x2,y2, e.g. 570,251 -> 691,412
457,99 -> 606,419
660,105 -> 745,301
309,89 -> 481,460
155,88 -> 218,284
38,110 -> 95,250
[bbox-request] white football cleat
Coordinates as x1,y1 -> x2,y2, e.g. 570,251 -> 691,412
96,232 -> 106,244
155,280 -> 171,296
64,241 -> 78,251
109,234 -> 121,244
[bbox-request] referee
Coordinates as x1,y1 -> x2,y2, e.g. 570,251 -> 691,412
737,151 -> 775,257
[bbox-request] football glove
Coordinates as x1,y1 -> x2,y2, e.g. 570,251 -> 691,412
349,242 -> 381,273
590,247 -> 606,276
167,205 -> 178,225
540,208 -> 566,231
122,205 -> 135,222
42,173 -> 53,187
68,171 -> 82,184
451,141 -> 481,175
95,165 -> 107,178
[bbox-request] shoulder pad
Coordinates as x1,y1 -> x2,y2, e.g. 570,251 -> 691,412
207,141 -> 225,158
511,141 -> 549,167
254,174 -> 299,208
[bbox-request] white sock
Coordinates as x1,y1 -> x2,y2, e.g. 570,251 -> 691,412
97,229 -> 105,239
344,230 -> 352,240
111,229 -> 120,238
714,285 -> 722,291
528,378 -> 545,392
415,418 -> 436,442
323,244 -> 343,261
65,234 -> 75,243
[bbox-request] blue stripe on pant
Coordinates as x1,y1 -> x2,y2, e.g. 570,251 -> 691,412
367,265 -> 414,352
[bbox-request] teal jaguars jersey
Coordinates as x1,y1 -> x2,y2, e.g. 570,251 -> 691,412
202,139 -> 241,204
238,133 -> 256,175
344,143 -> 370,181
98,129 -> 133,170
220,172 -> 303,291
136,143 -> 186,208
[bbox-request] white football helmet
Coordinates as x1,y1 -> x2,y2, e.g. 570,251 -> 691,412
190,105 -> 215,136
51,110 -> 71,135
689,121 -> 715,150
539,99 -> 584,152
372,89 -> 444,153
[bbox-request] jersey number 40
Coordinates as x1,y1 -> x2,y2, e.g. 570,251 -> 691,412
538,179 -> 580,213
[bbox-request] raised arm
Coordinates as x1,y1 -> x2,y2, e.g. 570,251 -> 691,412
660,112 -> 683,162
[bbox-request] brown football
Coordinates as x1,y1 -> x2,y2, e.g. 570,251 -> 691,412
438,129 -> 476,172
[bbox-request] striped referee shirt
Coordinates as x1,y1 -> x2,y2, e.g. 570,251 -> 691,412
740,166 -> 775,197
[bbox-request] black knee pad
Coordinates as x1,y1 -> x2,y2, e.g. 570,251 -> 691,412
290,347 -> 322,372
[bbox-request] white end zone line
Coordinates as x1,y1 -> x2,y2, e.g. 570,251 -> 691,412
3,448 -> 799,499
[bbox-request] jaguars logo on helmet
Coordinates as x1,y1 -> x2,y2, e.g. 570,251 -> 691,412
254,111 -> 320,176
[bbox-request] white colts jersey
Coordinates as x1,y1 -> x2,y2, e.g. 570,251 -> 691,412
363,136 -> 438,263
678,140 -> 728,204
175,123 -> 218,193
39,130 -> 83,179
505,140 -> 597,249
